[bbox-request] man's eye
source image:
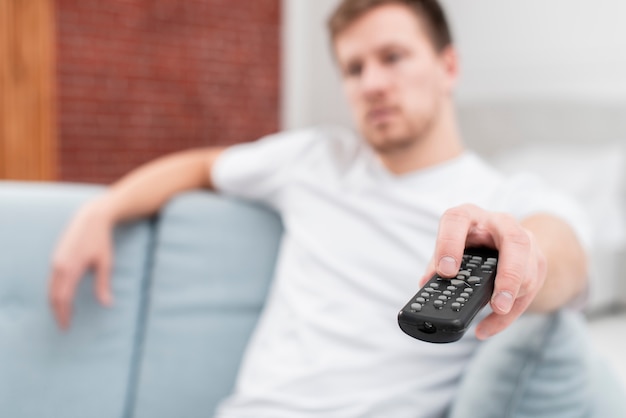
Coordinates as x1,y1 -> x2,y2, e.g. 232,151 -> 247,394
384,52 -> 403,64
345,63 -> 362,77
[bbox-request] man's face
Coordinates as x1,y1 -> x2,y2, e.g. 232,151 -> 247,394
334,3 -> 457,155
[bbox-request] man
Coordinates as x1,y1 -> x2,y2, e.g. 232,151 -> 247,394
49,1 -> 590,416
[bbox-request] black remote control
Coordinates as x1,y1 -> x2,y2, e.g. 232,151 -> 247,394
398,247 -> 498,343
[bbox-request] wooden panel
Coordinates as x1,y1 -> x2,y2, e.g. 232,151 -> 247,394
0,0 -> 56,180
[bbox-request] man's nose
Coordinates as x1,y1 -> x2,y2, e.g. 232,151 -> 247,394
360,63 -> 391,97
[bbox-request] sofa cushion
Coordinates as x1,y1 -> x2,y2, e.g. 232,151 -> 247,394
132,192 -> 282,418
0,181 -> 153,418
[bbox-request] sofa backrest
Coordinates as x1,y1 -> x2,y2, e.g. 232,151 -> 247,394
131,192 -> 282,417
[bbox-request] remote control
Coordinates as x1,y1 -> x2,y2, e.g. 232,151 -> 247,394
398,247 -> 498,343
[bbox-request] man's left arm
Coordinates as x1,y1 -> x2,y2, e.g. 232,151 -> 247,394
420,205 -> 588,340
521,213 -> 587,313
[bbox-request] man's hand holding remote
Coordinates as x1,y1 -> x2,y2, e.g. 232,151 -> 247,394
419,203 -> 586,340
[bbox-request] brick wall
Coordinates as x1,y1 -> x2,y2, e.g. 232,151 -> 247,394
55,0 -> 280,184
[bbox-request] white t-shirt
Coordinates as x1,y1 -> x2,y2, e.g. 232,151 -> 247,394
212,126 -> 590,418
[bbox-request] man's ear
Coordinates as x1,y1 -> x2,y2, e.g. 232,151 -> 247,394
438,45 -> 459,92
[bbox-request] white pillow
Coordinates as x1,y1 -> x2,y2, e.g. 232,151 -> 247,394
490,143 -> 625,249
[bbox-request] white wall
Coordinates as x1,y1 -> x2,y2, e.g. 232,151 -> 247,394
281,0 -> 626,129
447,0 -> 626,103
281,0 -> 351,130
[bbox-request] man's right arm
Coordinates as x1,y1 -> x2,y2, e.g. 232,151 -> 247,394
49,147 -> 226,330
97,147 -> 225,222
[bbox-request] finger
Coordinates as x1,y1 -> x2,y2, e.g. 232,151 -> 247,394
487,214 -> 532,315
49,262 -> 79,331
95,253 -> 113,307
434,205 -> 480,277
475,293 -> 534,339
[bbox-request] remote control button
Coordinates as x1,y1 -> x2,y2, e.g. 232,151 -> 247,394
415,297 -> 426,304
447,286 -> 457,291
456,297 -> 467,303
458,270 -> 471,277
465,288 -> 473,294
430,283 -> 440,289
450,279 -> 465,286
466,263 -> 479,269
434,300 -> 444,308
471,256 -> 483,262
410,303 -> 422,311
460,292 -> 470,299
421,292 -> 430,298
443,290 -> 452,296
468,277 -> 481,284
438,295 -> 448,301
425,288 -> 436,293
451,302 -> 461,311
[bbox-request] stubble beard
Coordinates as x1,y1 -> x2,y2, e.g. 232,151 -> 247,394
363,112 -> 436,156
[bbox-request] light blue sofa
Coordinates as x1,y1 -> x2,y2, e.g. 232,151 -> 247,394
1,181 -> 624,418
0,181 -> 281,418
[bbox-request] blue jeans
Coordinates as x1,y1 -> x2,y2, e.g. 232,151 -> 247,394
448,310 -> 626,418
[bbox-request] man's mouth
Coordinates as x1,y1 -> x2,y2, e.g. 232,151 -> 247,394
366,107 -> 398,126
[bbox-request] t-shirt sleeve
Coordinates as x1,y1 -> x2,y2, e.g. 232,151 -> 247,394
493,172 -> 593,252
211,129 -> 319,209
